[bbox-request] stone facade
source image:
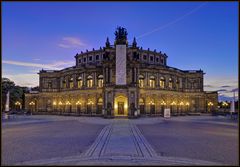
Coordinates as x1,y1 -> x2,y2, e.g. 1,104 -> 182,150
25,27 -> 218,117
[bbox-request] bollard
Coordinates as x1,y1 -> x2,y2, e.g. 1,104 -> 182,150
4,113 -> 9,119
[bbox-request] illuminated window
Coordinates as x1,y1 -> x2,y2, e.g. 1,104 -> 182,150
149,76 -> 155,88
63,80 -> 66,88
138,75 -> 144,88
169,78 -> 173,89
69,77 -> 74,88
77,76 -> 83,88
87,75 -> 93,88
160,77 -> 165,88
98,75 -> 104,88
176,79 -> 179,89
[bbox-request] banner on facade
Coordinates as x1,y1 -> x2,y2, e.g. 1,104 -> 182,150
164,108 -> 171,118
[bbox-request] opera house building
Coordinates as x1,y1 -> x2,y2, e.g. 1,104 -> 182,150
25,27 -> 218,118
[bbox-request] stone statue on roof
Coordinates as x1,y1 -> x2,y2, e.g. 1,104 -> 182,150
114,26 -> 128,45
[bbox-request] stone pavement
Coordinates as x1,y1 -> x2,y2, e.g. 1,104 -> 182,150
16,118 -> 222,165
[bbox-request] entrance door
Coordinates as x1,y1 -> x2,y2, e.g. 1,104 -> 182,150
87,104 -> 92,115
150,104 -> 155,115
140,105 -> 145,115
97,105 -> 102,115
118,102 -> 124,115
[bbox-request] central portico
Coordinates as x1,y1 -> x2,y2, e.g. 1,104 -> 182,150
103,26 -> 138,117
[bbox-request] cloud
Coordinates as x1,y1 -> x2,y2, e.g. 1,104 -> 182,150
58,37 -> 86,48
230,88 -> 238,92
221,85 -> 231,88
4,73 -> 39,87
216,89 -> 227,92
3,60 -> 75,70
204,85 -> 213,88
204,75 -> 238,99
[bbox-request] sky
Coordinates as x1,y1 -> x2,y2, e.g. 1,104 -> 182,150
2,2 -> 238,101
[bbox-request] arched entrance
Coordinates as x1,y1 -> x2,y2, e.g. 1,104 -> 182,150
139,98 -> 145,115
97,98 -> 103,115
114,95 -> 128,116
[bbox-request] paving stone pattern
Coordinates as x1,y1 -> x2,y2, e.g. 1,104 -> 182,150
16,119 -> 222,165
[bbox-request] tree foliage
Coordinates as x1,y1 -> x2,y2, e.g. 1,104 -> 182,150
1,78 -> 30,111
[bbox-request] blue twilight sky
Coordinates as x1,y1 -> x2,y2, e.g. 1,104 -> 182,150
2,2 -> 238,100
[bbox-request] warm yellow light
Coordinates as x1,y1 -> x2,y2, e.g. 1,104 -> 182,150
53,101 -> 57,105
66,101 -> 71,105
76,101 -> 81,105
149,101 -> 155,105
124,103 -> 128,109
29,101 -> 35,105
208,102 -> 213,106
160,101 -> 166,105
179,102 -> 184,106
114,104 -> 118,110
59,101 -> 63,105
87,101 -> 94,105
15,101 -> 21,105
222,102 -> 228,106
185,102 -> 190,106
171,101 -> 176,105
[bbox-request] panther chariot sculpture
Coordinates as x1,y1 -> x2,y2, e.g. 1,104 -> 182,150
114,26 -> 128,45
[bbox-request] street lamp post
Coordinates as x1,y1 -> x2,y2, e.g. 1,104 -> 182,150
208,102 -> 213,113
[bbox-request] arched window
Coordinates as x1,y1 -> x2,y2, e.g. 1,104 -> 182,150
77,76 -> 83,88
97,75 -> 104,88
138,75 -> 144,88
62,80 -> 66,88
160,77 -> 165,88
169,78 -> 173,89
87,75 -> 93,88
69,77 -> 74,88
176,79 -> 179,90
149,76 -> 155,88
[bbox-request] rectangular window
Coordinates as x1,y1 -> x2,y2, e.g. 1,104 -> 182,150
69,82 -> 74,88
150,56 -> 154,61
149,80 -> 155,88
63,82 -> 66,88
156,57 -> 159,62
98,79 -> 103,88
89,56 -> 92,61
48,82 -> 52,88
78,80 -> 83,88
161,57 -> 164,64
143,55 -> 147,60
78,59 -> 81,63
160,80 -> 165,88
139,79 -> 144,88
87,80 -> 93,88
83,57 -> 86,62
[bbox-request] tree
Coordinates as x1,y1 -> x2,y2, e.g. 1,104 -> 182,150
1,78 -> 30,111
2,78 -> 15,111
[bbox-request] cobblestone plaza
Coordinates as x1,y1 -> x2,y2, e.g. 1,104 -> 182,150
2,115 -> 238,165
